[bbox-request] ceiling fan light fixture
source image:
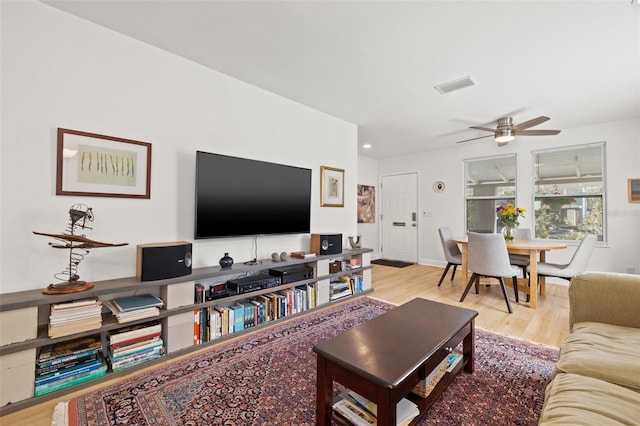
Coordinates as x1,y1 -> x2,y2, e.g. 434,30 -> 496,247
495,129 -> 515,144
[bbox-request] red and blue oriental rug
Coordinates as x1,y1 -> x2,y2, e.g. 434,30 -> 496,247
54,297 -> 558,425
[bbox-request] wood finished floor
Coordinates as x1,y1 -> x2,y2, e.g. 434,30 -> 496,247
1,264 -> 569,425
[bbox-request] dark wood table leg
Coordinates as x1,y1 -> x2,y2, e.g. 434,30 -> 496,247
463,320 -> 475,373
316,355 -> 332,426
376,388 -> 397,426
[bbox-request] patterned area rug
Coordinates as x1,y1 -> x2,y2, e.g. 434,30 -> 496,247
55,297 -> 558,425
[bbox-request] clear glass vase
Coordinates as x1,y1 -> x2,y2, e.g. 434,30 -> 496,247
502,224 -> 516,242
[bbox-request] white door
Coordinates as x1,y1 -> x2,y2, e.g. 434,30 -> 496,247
381,173 -> 418,262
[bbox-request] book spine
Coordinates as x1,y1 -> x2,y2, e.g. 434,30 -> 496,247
194,309 -> 200,345
35,360 -> 103,386
36,354 -> 99,376
110,332 -> 161,349
111,340 -> 163,358
36,349 -> 99,368
111,354 -> 163,372
34,365 -> 107,397
109,324 -> 162,344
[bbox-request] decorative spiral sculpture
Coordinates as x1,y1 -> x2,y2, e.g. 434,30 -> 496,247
33,204 -> 127,294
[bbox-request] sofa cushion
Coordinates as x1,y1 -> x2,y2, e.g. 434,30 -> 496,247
539,373 -> 640,425
557,321 -> 640,390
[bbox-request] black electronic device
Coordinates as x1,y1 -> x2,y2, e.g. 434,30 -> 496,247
195,151 -> 312,239
136,241 -> 192,281
310,233 -> 342,255
227,273 -> 281,294
208,283 -> 230,300
268,264 -> 315,284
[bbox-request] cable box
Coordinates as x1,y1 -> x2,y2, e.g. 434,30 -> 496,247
268,264 -> 314,284
227,274 -> 281,294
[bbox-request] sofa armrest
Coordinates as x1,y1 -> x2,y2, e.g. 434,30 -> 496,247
569,272 -> 640,330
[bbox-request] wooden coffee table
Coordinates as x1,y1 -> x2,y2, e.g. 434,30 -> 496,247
313,298 -> 478,425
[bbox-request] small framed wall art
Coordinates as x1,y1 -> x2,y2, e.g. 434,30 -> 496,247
629,178 -> 640,203
320,166 -> 344,207
56,128 -> 152,198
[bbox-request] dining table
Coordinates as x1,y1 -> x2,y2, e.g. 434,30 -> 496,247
452,236 -> 567,309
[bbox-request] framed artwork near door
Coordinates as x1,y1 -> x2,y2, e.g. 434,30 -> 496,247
629,178 -> 640,203
357,184 -> 375,223
320,166 -> 344,207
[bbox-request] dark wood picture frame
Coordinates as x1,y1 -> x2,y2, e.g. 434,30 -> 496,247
629,178 -> 640,203
56,128 -> 151,198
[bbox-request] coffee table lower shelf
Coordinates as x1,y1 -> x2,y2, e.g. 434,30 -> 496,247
331,359 -> 468,426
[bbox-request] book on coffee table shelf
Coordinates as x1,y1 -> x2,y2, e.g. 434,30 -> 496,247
446,352 -> 463,373
333,390 -> 419,426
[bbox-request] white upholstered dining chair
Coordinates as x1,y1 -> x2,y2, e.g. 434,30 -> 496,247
529,234 -> 597,281
437,227 -> 462,286
460,232 -> 521,314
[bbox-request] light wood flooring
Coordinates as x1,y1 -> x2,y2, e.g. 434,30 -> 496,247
1,263 -> 569,425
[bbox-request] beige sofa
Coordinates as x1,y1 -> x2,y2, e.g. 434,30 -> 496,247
539,272 -> 640,425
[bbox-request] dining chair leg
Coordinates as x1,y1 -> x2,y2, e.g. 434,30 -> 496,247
498,277 -> 513,314
512,276 -> 519,303
450,264 -> 457,281
437,263 -> 452,286
460,273 -> 478,302
475,275 -> 480,294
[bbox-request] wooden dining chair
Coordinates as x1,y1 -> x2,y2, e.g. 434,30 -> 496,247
460,232 -> 521,313
437,227 -> 462,286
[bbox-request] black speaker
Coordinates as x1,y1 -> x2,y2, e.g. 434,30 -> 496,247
310,233 -> 342,255
137,241 -> 192,281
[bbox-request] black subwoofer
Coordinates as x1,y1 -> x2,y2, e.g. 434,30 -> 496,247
136,241 -> 192,281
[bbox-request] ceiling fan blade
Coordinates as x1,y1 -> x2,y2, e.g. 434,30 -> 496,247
516,129 -> 561,136
513,116 -> 550,131
469,126 -> 496,132
456,134 -> 493,144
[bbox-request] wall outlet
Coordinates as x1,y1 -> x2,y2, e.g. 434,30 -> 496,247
626,266 -> 636,274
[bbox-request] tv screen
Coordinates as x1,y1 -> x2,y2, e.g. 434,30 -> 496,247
195,151 -> 312,239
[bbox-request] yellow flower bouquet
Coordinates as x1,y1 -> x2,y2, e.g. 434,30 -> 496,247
496,203 -> 526,241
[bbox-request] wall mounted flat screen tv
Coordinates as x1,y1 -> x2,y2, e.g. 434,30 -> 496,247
195,151 -> 312,239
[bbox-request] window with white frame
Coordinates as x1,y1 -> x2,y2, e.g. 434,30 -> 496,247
533,143 -> 605,242
464,154 -> 517,233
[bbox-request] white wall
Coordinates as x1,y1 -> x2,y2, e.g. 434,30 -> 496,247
356,155 -> 380,258
0,1 -> 358,294
369,118 -> 640,275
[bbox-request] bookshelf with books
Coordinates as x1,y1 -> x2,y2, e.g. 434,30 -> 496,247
0,247 -> 372,414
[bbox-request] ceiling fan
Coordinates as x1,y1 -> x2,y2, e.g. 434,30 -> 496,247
456,116 -> 561,146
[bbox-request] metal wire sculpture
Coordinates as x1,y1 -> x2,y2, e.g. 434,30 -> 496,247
34,204 -> 128,294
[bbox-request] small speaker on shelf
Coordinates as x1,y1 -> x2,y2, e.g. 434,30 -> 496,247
310,233 -> 342,255
137,241 -> 192,281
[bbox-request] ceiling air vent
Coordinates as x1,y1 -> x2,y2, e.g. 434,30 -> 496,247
434,75 -> 477,95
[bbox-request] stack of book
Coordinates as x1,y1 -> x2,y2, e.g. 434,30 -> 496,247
48,298 -> 103,338
35,335 -> 107,396
333,390 -> 419,426
330,277 -> 353,300
104,294 -> 164,323
107,321 -> 164,371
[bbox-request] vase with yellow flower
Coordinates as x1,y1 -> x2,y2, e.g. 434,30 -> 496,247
496,203 -> 526,242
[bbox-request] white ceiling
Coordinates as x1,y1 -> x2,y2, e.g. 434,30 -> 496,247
42,1 -> 640,159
